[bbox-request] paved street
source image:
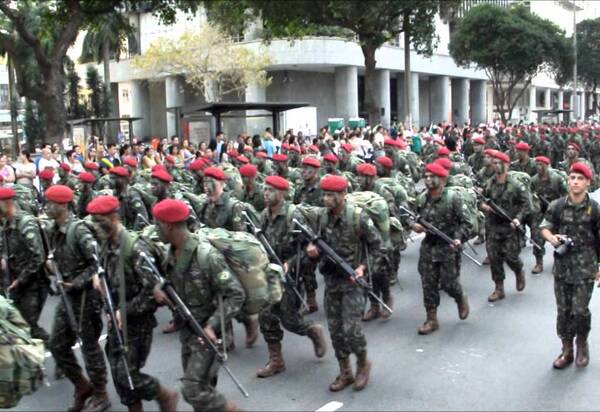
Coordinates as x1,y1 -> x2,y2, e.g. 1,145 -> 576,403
13,235 -> 600,411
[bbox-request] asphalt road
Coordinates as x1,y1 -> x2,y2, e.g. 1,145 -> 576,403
12,234 -> 600,411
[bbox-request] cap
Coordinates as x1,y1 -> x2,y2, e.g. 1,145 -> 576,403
437,147 -> 450,156
151,168 -> 174,183
0,187 -> 16,200
109,166 -> 129,178
323,153 -> 339,164
39,169 -> 55,181
84,161 -> 99,171
265,175 -> 290,191
356,163 -> 377,176
515,142 -> 530,151
272,154 -> 288,162
59,163 -> 71,172
152,199 -> 190,223
376,156 -> 393,169
123,156 -> 138,168
189,158 -> 208,171
86,195 -> 120,215
302,157 -> 321,168
320,175 -> 348,192
204,167 -> 226,181
45,185 -> 74,203
239,164 -> 258,178
78,172 -> 96,183
425,163 -> 449,178
534,156 -> 550,165
570,162 -> 592,180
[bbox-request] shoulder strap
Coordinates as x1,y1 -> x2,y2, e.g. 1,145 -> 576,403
116,230 -> 139,346
552,196 -> 568,227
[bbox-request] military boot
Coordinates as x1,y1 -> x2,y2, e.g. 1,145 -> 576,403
353,352 -> 372,391
531,258 -> 543,274
81,384 -> 111,412
379,293 -> 393,320
487,281 -> 505,302
329,358 -> 354,392
306,290 -> 318,313
456,294 -> 470,320
54,362 -> 65,380
553,339 -> 574,369
67,375 -> 94,412
575,336 -> 590,368
306,325 -> 327,358
243,317 -> 258,348
256,342 -> 286,378
417,307 -> 439,335
515,270 -> 526,291
127,401 -> 143,412
362,305 -> 379,322
156,385 -> 179,412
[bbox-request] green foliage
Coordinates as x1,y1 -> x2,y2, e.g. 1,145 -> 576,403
86,65 -> 103,117
576,18 -> 600,91
66,60 -> 86,119
23,100 -> 44,147
79,12 -> 138,64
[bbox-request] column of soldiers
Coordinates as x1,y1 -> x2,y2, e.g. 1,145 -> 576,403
2,122 -> 600,411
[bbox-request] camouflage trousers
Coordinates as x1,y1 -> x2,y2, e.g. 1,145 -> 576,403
554,279 -> 594,340
300,255 -> 318,293
11,284 -> 49,343
180,330 -> 226,412
417,246 -> 463,308
367,254 -> 393,306
523,212 -> 545,262
324,281 -> 367,360
486,231 -> 523,283
49,290 -> 107,385
106,315 -> 159,406
259,283 -> 314,344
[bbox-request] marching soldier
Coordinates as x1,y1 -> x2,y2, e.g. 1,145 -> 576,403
238,164 -> 265,212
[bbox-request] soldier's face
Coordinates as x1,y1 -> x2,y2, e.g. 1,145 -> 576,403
45,201 -> 66,220
0,200 -> 10,217
151,179 -> 168,198
483,155 -> 492,166
568,173 -> 590,195
323,162 -> 336,174
241,176 -> 254,187
517,150 -> 528,161
203,178 -> 222,197
323,191 -> 344,210
192,171 -> 204,182
536,162 -> 547,175
338,151 -> 349,162
424,173 -> 441,190
156,220 -> 170,243
302,166 -> 318,182
113,176 -> 127,193
566,147 -> 578,158
274,162 -> 287,176
493,160 -> 507,175
473,144 -> 483,153
358,175 -> 373,190
263,185 -> 283,206
92,214 -> 115,240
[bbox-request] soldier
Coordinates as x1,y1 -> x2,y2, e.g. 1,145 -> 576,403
510,142 -> 537,176
253,151 -> 273,177
322,153 -> 340,175
411,163 -> 471,334
151,199 -> 245,412
238,164 -> 265,212
188,158 -> 209,196
529,156 -> 568,274
87,195 -> 178,412
255,175 -> 326,378
0,187 -> 49,343
338,143 -> 363,174
540,163 -> 600,369
306,175 -> 381,392
467,137 -> 486,175
44,185 -> 111,412
58,163 -> 80,191
479,151 -> 531,302
77,172 -> 98,218
38,169 -> 55,206
109,166 -> 149,231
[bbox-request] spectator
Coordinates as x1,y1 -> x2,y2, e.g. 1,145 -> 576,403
0,153 -> 15,184
142,147 -> 157,169
38,147 -> 59,173
65,149 -> 84,173
209,131 -> 227,162
13,150 -> 36,186
99,143 -> 121,174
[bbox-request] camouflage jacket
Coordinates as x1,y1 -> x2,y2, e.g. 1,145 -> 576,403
76,188 -> 98,219
530,169 -> 568,213
510,158 -> 537,177
259,201 -> 303,263
482,174 -> 532,235
117,186 -> 149,231
239,183 -> 266,212
198,192 -> 244,231
294,179 -> 323,206
468,152 -> 485,175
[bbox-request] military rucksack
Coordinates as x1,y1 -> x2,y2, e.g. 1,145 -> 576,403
0,296 -> 45,408
197,228 -> 283,315
445,186 -> 480,240
346,191 -> 391,246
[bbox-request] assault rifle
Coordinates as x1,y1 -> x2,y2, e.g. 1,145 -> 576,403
91,245 -> 135,391
477,193 -> 543,250
139,252 -> 249,398
1,232 -> 10,297
399,206 -> 483,267
292,218 -> 393,314
241,211 -> 310,313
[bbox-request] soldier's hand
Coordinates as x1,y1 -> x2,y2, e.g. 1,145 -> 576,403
411,223 -> 425,233
62,282 -> 73,291
353,265 -> 365,282
92,275 -> 102,293
548,234 -> 563,248
480,203 -> 492,213
198,325 -> 218,345
0,258 -> 6,273
283,262 -> 289,273
306,243 -> 319,258
115,310 -> 123,330
153,284 -> 171,306
450,239 -> 462,251
7,279 -> 19,291
510,219 -> 521,229
45,260 -> 55,274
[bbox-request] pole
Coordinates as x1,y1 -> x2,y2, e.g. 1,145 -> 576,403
573,1 -> 578,121
403,11 -> 413,129
7,56 -> 19,157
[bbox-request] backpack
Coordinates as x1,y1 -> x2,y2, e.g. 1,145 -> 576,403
444,187 -> 479,240
12,185 -> 39,216
197,228 -> 283,315
0,296 -> 45,408
346,191 -> 391,246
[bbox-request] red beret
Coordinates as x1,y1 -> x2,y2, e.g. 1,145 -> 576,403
0,187 -> 16,200
151,168 -> 173,183
302,157 -> 321,168
425,163 -> 449,178
491,151 -> 510,163
189,158 -> 208,171
308,145 -> 320,153
204,167 -> 226,181
239,164 -> 258,178
435,158 -> 452,171
376,156 -> 393,169
109,166 -> 129,178
567,142 -> 581,152
515,142 -> 530,151
384,138 -> 403,148
78,172 -> 96,183
86,195 -> 120,215
152,199 -> 190,224
534,156 -> 550,165
272,154 -> 288,162
323,153 -> 339,164
84,161 -> 99,170
570,162 -> 592,180
281,143 -> 290,150
237,155 -> 249,164
227,150 -> 239,158
151,164 -> 166,172
45,185 -> 73,204
39,169 -> 55,181
59,163 -> 71,172
340,143 -> 353,153
437,147 -> 450,156
472,137 -> 485,145
483,149 -> 497,156
320,175 -> 348,192
265,175 -> 290,191
123,156 -> 137,168
356,163 -> 377,176
165,155 -> 175,165
288,146 -> 301,154
255,151 -> 268,159
244,146 -> 253,153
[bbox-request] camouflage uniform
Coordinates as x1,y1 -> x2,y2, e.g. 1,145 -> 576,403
162,234 -> 245,411
239,183 -> 266,213
99,229 -> 160,407
198,192 -> 244,231
76,186 -> 98,219
540,195 -> 599,342
116,186 -> 149,231
2,211 -> 48,342
467,151 -> 485,175
48,217 -> 108,387
510,158 -> 537,176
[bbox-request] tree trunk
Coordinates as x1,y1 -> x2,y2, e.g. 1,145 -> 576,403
40,69 -> 67,145
403,29 -> 413,129
361,43 -> 380,126
7,56 -> 19,157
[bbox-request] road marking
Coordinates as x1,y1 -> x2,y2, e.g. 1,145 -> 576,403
316,401 -> 344,412
44,334 -> 108,358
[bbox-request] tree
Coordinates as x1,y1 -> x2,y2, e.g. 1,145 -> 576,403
66,60 -> 86,119
86,65 -> 103,117
204,0 -> 454,126
575,18 -> 600,114
449,4 -> 570,124
131,26 -> 272,101
23,100 -> 44,148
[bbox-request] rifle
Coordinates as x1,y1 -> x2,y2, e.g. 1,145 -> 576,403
139,252 -> 249,398
1,231 -> 11,297
135,213 -> 150,228
91,245 -> 135,391
241,210 -> 310,313
292,218 -> 393,314
399,206 -> 483,267
477,193 -> 543,250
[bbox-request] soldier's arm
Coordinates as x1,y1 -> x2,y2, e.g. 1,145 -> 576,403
72,223 -> 99,291
359,210 -> 383,263
454,194 -> 475,242
16,217 -> 45,286
130,192 -> 149,231
126,239 -> 159,316
206,249 -> 246,331
229,202 -> 245,232
514,181 -> 532,222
